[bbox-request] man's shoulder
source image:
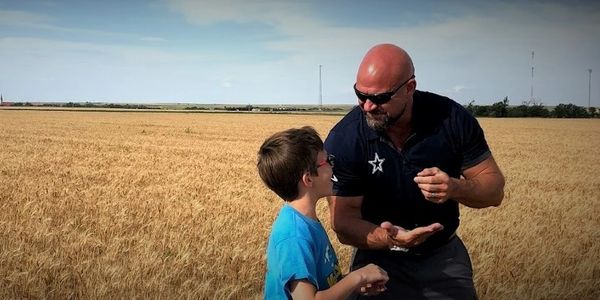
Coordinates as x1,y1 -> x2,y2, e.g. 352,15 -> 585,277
324,106 -> 367,156
415,90 -> 462,109
329,106 -> 364,134
413,90 -> 474,131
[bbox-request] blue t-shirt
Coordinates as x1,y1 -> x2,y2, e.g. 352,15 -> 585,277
324,90 -> 491,254
264,204 -> 343,299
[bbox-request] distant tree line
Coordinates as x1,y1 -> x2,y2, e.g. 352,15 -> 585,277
4,100 -> 598,118
184,105 -> 346,112
8,102 -> 150,109
61,102 -> 150,109
465,97 -> 598,118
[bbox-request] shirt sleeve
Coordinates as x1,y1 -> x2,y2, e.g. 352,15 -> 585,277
454,106 -> 491,170
273,237 -> 318,293
324,128 -> 365,196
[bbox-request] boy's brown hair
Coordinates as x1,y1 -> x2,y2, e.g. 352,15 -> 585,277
257,126 -> 323,201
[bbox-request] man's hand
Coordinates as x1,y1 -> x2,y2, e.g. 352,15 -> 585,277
413,167 -> 455,204
414,157 -> 505,208
380,221 -> 444,248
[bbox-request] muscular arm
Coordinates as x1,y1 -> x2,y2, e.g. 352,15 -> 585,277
327,196 -> 443,249
327,195 -> 391,249
415,156 -> 505,208
452,156 -> 505,208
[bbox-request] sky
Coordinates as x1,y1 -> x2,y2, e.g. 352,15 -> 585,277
0,0 -> 599,106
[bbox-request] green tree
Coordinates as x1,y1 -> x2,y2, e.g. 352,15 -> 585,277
528,102 -> 550,117
474,105 -> 490,117
553,103 -> 589,118
490,97 -> 509,117
465,100 -> 476,116
589,107 -> 597,118
507,104 -> 528,117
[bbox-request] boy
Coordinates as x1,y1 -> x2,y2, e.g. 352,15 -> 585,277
258,126 -> 388,299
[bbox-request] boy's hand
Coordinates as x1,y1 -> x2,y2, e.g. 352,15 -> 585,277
353,263 -> 388,296
358,282 -> 387,296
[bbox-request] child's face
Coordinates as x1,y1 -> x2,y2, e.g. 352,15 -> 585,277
314,150 -> 334,198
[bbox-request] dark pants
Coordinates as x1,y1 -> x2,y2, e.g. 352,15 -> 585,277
349,236 -> 477,300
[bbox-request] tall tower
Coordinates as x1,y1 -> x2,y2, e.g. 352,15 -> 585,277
589,69 -> 592,110
319,65 -> 323,109
530,51 -> 535,102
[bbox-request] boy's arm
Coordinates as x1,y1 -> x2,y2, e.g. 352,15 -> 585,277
289,264 -> 388,300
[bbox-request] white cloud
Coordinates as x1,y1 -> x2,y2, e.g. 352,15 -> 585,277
221,77 -> 232,88
165,0 -> 314,29
0,37 -> 207,64
107,1 -> 600,103
0,9 -> 125,38
2,1 -> 599,104
0,9 -> 169,43
0,10 -> 51,26
452,85 -> 466,93
140,36 -> 167,42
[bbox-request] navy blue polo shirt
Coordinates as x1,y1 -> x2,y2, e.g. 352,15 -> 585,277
324,90 -> 490,252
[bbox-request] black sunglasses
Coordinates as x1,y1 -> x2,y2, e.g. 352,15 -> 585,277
354,75 -> 415,105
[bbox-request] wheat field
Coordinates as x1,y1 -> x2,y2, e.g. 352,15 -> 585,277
0,109 -> 598,299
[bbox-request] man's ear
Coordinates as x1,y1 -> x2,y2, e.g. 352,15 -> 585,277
301,172 -> 313,188
407,78 -> 417,94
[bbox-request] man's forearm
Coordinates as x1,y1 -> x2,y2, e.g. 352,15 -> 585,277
334,219 -> 391,249
451,173 -> 505,208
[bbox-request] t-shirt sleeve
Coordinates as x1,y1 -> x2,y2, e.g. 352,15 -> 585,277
324,129 -> 364,196
455,107 -> 491,170
273,237 -> 318,293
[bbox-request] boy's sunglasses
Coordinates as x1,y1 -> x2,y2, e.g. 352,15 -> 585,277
353,75 -> 415,105
316,154 -> 335,168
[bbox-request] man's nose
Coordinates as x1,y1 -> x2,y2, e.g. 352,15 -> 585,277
362,99 -> 378,112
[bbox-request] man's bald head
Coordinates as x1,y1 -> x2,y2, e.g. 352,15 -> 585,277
356,44 -> 415,89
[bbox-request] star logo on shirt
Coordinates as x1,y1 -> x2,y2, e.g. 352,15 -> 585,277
368,152 -> 385,174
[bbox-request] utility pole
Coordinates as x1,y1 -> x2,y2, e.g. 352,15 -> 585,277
589,68 -> 592,110
530,51 -> 535,102
319,65 -> 323,109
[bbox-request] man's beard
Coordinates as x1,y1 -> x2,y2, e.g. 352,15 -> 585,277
365,111 -> 394,131
364,103 -> 407,131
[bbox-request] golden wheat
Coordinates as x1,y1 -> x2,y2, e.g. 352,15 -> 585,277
0,110 -> 598,299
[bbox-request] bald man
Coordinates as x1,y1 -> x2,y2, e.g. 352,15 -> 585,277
324,44 -> 505,299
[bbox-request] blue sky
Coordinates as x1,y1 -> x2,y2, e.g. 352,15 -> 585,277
0,0 -> 599,106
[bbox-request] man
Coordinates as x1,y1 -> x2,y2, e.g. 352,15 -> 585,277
324,43 -> 505,299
